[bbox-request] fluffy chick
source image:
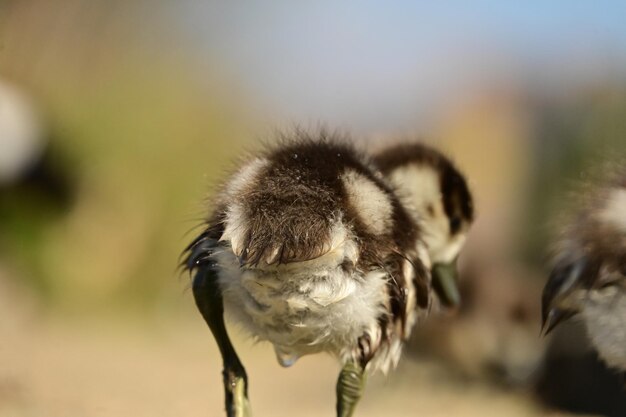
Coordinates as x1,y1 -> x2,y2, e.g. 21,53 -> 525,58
542,166 -> 626,371
185,131 -> 432,417
373,142 -> 474,307
185,134 -> 479,417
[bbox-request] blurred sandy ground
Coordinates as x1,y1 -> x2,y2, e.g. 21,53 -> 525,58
0,1 -> 624,416
0,269 -> 566,417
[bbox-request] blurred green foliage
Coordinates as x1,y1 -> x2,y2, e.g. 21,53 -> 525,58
522,87 -> 626,265
0,1 -> 252,311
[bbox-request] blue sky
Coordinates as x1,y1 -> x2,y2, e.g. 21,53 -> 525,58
173,2 -> 626,133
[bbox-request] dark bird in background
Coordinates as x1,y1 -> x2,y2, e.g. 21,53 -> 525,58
184,130 -> 474,417
542,165 -> 626,372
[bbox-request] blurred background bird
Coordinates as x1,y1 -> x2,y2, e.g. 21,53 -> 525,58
185,131 -> 474,416
542,165 -> 626,371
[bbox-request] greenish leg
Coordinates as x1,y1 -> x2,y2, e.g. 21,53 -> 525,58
336,361 -> 366,417
193,269 -> 251,417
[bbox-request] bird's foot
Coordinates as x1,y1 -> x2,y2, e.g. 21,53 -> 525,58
336,361 -> 366,417
223,365 -> 250,417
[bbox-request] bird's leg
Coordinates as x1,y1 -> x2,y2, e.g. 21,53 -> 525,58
193,268 -> 250,417
336,360 -> 366,417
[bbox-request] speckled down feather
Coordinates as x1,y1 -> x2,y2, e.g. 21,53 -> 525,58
186,132 -> 432,373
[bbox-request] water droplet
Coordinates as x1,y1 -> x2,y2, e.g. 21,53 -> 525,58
275,347 -> 300,367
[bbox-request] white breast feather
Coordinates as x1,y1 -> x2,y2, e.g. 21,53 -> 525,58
582,287 -> 626,370
214,222 -> 392,370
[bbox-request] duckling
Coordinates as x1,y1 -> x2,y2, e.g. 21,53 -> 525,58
373,142 -> 475,309
185,131 -> 433,417
542,167 -> 626,371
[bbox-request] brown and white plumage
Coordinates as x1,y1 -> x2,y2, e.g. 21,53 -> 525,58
187,132 -> 430,373
373,143 -> 475,307
184,132 -> 475,416
542,166 -> 626,371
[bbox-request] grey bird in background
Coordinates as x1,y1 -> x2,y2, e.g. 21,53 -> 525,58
542,165 -> 626,372
184,130 -> 474,417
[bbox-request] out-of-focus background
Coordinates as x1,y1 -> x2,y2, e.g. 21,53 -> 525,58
1,2 -> 625,416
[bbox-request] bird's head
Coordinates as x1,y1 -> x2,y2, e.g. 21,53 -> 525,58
374,143 -> 474,308
543,182 -> 626,335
